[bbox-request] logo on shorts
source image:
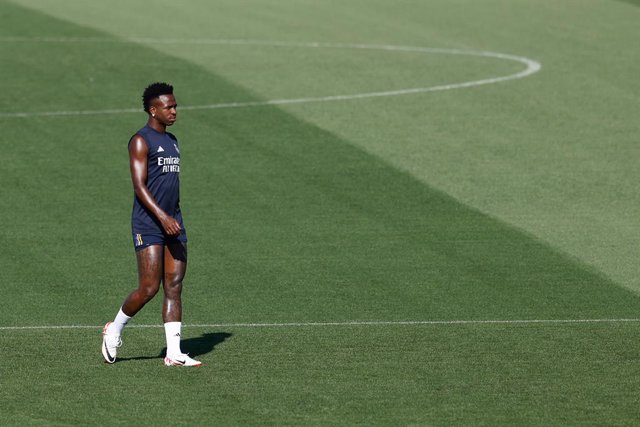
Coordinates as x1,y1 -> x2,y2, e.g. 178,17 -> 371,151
135,234 -> 143,246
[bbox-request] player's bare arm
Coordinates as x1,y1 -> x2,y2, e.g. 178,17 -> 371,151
128,134 -> 181,236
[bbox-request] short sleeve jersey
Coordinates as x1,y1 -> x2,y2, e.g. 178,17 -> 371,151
130,124 -> 184,235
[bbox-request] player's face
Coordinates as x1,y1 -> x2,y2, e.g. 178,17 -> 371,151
150,94 -> 178,126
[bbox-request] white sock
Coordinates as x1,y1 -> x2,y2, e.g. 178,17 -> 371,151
107,308 -> 131,335
164,322 -> 182,356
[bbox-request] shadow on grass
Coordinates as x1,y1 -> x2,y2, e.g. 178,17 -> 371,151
116,332 -> 232,362
617,0 -> 640,6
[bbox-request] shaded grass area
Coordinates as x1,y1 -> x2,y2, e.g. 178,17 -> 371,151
617,0 -> 640,6
2,1 -> 640,425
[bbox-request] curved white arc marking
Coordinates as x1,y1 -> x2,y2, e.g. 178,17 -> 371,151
0,38 -> 542,118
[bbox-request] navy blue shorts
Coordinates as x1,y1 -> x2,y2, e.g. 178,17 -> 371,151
132,230 -> 187,252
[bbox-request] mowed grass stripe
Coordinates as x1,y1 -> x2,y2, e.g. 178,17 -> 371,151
3,324 -> 640,425
3,317 -> 640,331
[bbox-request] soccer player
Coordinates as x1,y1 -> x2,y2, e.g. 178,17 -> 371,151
101,82 -> 201,367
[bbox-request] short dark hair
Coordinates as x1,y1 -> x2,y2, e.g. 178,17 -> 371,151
142,82 -> 174,113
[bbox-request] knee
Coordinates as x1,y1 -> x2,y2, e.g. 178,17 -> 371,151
164,272 -> 184,293
138,282 -> 160,301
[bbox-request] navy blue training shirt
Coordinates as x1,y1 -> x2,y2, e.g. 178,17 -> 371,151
130,124 -> 184,235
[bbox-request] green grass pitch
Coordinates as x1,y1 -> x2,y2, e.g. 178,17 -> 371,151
1,0 -> 640,424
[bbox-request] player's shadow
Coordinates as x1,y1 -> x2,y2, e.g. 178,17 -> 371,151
182,332 -> 232,357
117,332 -> 232,362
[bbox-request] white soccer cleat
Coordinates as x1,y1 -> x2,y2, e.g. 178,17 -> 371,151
164,353 -> 202,367
101,322 -> 122,364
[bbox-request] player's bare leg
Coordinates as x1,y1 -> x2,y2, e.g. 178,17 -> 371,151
123,245 -> 164,316
162,241 -> 187,323
162,241 -> 200,366
102,245 -> 163,363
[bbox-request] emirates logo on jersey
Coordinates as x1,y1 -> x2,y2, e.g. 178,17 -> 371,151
157,156 -> 180,173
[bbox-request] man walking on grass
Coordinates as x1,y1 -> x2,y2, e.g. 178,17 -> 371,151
101,82 -> 201,367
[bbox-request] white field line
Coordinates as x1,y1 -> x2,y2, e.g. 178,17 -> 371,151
0,38 -> 541,118
1,318 -> 638,331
